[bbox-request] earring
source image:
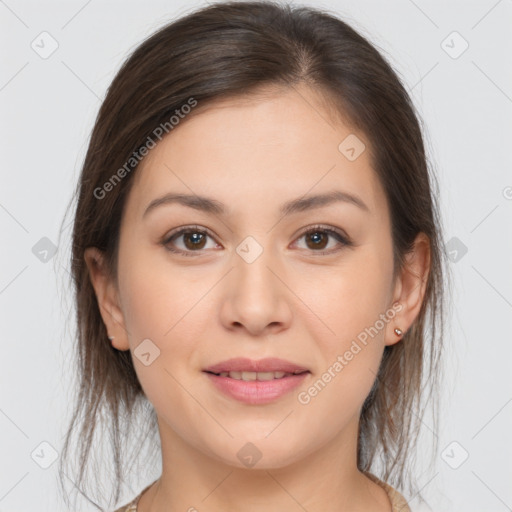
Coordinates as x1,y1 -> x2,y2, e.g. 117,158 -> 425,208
108,335 -> 115,342
394,328 -> 403,336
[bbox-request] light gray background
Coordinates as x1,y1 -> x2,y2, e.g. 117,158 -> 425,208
1,0 -> 511,511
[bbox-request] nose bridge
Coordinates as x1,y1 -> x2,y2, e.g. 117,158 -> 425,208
233,236 -> 280,302
220,235 -> 292,334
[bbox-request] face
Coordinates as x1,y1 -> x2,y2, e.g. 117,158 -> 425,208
92,85 -> 406,469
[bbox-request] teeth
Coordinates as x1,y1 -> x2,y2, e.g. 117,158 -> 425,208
217,370 -> 294,380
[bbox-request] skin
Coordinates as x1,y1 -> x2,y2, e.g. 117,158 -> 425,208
85,84 -> 430,512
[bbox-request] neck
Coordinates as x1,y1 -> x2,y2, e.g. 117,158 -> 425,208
138,416 -> 391,512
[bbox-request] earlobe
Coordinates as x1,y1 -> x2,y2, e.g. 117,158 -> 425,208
83,247 -> 130,351
386,232 -> 431,347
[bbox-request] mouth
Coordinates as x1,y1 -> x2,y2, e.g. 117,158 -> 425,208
202,358 -> 311,405
203,370 -> 311,406
204,369 -> 309,381
203,356 -> 310,375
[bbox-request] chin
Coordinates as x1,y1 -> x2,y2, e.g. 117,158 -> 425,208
203,435 -> 309,471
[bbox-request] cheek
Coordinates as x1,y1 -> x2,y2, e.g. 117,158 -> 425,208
299,249 -> 393,342
116,253 -> 228,451
117,247 -> 218,392
119,243 -> 209,340
297,249 -> 392,399
117,259 -> 210,415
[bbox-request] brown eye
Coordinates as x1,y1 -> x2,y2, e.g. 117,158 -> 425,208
304,231 -> 329,250
294,226 -> 351,255
163,226 -> 218,256
182,231 -> 207,250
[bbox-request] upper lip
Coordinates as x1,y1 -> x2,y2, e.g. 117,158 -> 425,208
203,357 -> 310,374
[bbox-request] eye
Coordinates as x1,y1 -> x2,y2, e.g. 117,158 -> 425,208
162,224 -> 352,257
162,225 -> 219,256
293,225 -> 352,255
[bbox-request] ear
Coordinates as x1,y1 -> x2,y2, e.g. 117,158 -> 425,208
386,232 -> 431,347
83,247 -> 130,351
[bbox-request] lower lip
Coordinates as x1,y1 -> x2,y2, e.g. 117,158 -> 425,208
204,372 -> 309,405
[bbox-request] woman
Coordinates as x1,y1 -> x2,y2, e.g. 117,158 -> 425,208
59,2 -> 448,511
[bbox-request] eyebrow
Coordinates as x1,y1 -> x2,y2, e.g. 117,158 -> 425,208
142,190 -> 370,219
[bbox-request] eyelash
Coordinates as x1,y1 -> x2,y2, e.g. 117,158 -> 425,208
161,224 -> 352,257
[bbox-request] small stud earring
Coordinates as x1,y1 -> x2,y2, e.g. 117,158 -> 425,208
394,328 -> 403,336
108,335 -> 115,342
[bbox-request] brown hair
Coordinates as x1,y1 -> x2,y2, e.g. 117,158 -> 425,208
57,1 -> 450,508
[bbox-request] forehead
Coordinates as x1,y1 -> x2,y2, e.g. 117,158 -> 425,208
126,85 -> 386,220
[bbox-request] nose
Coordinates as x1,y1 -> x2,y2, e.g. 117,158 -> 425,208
219,246 -> 293,337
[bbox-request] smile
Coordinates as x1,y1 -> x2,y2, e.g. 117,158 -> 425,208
209,370 -> 308,380
204,370 -> 310,405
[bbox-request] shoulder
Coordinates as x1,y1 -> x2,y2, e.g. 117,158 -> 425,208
363,471 -> 411,512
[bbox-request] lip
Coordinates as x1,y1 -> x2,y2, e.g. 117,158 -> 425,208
203,358 -> 310,405
204,371 -> 309,405
203,357 -> 309,374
